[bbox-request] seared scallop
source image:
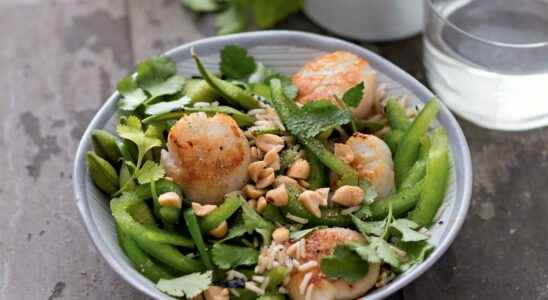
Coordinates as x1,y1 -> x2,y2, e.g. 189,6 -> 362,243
292,51 -> 378,119
346,133 -> 395,198
161,112 -> 251,204
286,228 -> 380,300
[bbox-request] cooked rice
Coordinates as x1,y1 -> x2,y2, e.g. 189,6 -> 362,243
305,283 -> 315,300
297,260 -> 318,272
245,281 -> 265,295
299,272 -> 313,295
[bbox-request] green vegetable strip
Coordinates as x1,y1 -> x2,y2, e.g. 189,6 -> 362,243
143,228 -> 193,248
199,192 -> 244,232
282,187 -> 351,226
129,202 -> 156,226
265,267 -> 290,290
409,128 -> 450,226
111,193 -> 203,274
383,130 -> 404,155
262,204 -> 286,225
394,99 -> 439,187
269,79 -> 358,186
192,52 -> 261,110
306,150 -> 327,189
142,106 -> 255,127
399,137 -> 430,190
183,209 -> 214,270
116,225 -> 173,282
369,181 -> 424,220
385,98 -> 412,130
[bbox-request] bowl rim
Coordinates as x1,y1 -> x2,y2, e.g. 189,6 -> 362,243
73,30 -> 472,300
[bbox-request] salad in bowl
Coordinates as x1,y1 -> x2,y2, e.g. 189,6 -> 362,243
84,43 -> 451,300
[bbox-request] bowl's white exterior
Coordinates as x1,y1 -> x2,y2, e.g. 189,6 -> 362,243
73,31 -> 472,300
304,0 -> 424,41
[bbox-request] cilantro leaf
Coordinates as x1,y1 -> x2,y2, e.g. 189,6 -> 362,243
217,222 -> 248,244
144,96 -> 191,115
211,243 -> 259,269
136,56 -> 185,99
251,0 -> 303,28
156,271 -> 212,298
351,243 -> 382,264
117,116 -> 162,165
286,100 -> 352,139
289,226 -> 327,241
242,202 -> 275,244
320,245 -> 370,283
137,161 -> 165,185
370,237 -> 401,268
342,82 -> 364,108
215,2 -> 247,35
220,45 -> 257,80
390,219 -> 429,242
395,240 -> 434,273
181,0 -> 219,12
117,76 -> 148,111
351,215 -> 385,237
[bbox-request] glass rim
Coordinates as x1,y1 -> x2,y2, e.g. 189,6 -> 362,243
425,0 -> 548,48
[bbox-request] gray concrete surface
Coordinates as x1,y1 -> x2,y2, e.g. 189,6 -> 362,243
1,0 -> 547,299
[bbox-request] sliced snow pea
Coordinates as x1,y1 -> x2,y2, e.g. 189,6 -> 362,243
86,151 -> 119,195
385,98 -> 411,131
368,181 -> 424,220
117,140 -> 137,164
199,192 -> 245,232
193,52 -> 261,110
142,106 -> 255,127
184,106 -> 255,126
129,201 -> 156,226
384,129 -> 404,154
400,137 -> 430,190
306,149 -> 327,190
257,293 -> 285,300
119,161 -> 137,192
116,224 -> 173,282
150,180 -> 181,226
409,128 -> 450,227
250,127 -> 284,136
269,79 -> 358,186
183,79 -> 218,102
183,209 -> 214,270
91,129 -> 121,164
111,193 -> 203,274
394,99 -> 439,188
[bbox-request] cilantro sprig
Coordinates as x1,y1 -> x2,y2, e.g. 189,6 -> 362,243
156,271 -> 212,298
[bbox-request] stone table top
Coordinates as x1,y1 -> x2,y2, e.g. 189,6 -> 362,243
1,1 -> 547,299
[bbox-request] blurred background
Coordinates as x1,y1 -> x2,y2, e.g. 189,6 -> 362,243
1,0 -> 547,299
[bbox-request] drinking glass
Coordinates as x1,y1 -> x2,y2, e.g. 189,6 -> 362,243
424,0 -> 548,130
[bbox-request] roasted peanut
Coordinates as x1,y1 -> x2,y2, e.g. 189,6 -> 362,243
208,221 -> 228,238
331,185 -> 364,207
192,202 -> 218,216
298,190 -> 323,218
256,134 -> 284,153
256,196 -> 267,213
266,184 -> 288,207
248,161 -> 267,182
272,227 -> 290,243
243,184 -> 265,199
158,192 -> 183,208
287,159 -> 310,179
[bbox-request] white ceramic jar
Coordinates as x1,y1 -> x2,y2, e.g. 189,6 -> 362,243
304,0 -> 424,41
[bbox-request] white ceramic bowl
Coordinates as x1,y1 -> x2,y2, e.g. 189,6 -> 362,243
73,31 -> 472,300
304,0 -> 424,41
